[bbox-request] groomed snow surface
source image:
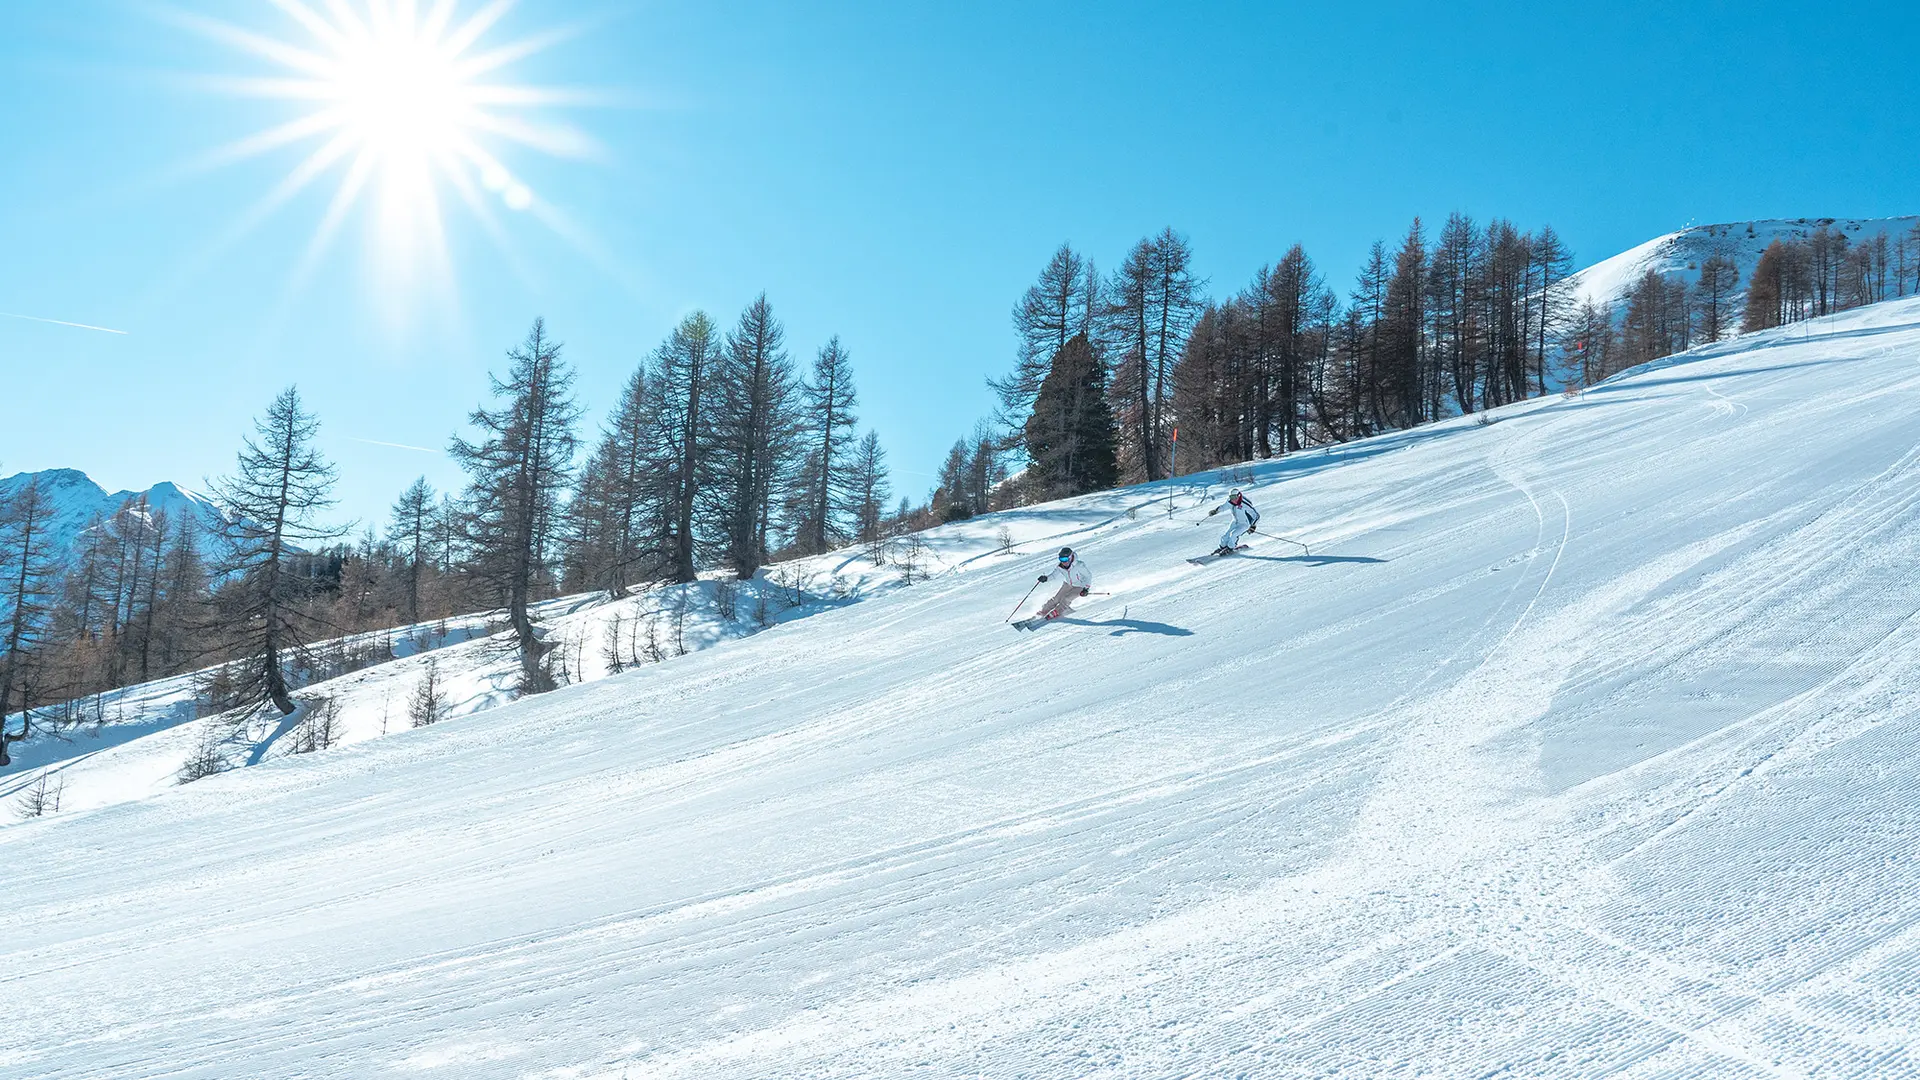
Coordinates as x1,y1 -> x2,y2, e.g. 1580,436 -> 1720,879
6,299 -> 1920,1078
0,509 -> 1124,823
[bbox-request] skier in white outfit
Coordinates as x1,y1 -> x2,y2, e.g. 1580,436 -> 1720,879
1209,488 -> 1260,555
1034,547 -> 1093,620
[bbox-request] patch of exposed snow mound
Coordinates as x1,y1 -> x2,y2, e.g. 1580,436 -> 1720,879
1567,214 -> 1920,321
6,298 -> 1920,1078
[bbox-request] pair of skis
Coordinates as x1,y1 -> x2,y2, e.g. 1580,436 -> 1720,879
1186,544 -> 1249,565
1012,592 -> 1110,631
1187,533 -> 1310,565
1012,594 -> 1105,631
1011,610 -> 1064,632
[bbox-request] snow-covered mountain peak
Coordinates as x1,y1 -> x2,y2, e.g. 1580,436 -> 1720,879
18,466 -> 105,503
0,467 -> 227,558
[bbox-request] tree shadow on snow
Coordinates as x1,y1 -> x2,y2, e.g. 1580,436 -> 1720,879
1238,554 -> 1386,566
1585,354 -> 1858,396
245,708 -> 306,767
1056,617 -> 1195,638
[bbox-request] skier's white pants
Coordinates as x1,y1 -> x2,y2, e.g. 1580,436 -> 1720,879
1220,521 -> 1250,551
1038,583 -> 1080,617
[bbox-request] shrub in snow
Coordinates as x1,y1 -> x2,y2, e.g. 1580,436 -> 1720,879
641,613 -> 663,664
602,612 -> 627,675
288,696 -> 341,754
14,772 -> 63,820
408,659 -> 446,728
178,728 -> 229,784
896,535 -> 928,585
768,565 -> 813,608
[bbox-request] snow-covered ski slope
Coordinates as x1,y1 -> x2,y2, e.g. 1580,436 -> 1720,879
7,299 -> 1920,1079
0,511 -> 1120,823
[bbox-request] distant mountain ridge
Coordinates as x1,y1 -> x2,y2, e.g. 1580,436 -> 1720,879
0,468 -> 230,565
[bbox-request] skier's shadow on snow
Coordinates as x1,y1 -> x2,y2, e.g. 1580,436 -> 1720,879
1056,617 -> 1195,638
1240,554 -> 1387,566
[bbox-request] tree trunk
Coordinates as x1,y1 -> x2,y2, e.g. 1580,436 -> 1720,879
0,556 -> 33,766
811,375 -> 836,555
677,356 -> 703,582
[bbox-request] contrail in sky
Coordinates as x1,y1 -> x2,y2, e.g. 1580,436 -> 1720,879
347,437 -> 441,454
0,311 -> 129,335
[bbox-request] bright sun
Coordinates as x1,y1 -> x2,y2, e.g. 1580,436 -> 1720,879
190,0 -> 593,286
337,29 -> 468,159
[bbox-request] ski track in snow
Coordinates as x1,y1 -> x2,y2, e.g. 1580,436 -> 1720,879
6,299 -> 1920,1078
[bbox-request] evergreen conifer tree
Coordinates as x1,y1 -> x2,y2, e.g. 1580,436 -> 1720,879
1024,333 -> 1118,498
795,336 -> 859,553
648,312 -> 723,583
718,296 -> 799,578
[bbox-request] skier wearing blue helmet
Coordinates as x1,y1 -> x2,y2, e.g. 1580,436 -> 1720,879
1032,547 -> 1092,621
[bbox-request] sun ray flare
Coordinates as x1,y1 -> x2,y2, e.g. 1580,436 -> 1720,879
266,0 -> 355,54
187,0 -> 597,304
192,108 -> 352,170
454,23 -> 580,79
441,0 -> 517,59
174,12 -> 337,79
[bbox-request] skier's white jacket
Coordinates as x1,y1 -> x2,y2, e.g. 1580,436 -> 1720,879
1049,557 -> 1093,590
1224,498 -> 1261,531
1216,496 -> 1261,551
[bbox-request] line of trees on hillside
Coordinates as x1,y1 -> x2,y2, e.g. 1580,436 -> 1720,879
926,216 -> 1580,519
1740,222 -> 1920,333
926,218 -> 1920,524
0,297 -> 906,758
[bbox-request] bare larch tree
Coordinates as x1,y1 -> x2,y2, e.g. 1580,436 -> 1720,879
209,386 -> 347,717
451,319 -> 580,695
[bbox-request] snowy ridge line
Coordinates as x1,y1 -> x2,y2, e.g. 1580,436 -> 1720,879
1566,214 -> 1920,326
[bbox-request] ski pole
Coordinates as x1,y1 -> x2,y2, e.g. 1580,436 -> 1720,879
1273,535 -> 1310,555
1005,579 -> 1041,623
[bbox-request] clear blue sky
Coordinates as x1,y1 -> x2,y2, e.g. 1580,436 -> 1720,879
2,0 -> 1915,531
